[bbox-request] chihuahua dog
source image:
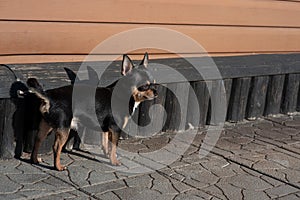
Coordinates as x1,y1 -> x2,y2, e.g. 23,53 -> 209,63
26,53 -> 158,170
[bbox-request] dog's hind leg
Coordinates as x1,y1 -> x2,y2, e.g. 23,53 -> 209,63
31,119 -> 53,164
102,132 -> 109,157
108,129 -> 121,166
53,128 -> 70,171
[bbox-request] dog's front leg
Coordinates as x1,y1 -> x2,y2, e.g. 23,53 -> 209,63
101,132 -> 109,157
31,119 -> 53,164
53,128 -> 70,171
108,129 -> 121,166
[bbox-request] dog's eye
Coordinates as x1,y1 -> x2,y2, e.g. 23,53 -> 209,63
150,84 -> 158,90
138,85 -> 149,91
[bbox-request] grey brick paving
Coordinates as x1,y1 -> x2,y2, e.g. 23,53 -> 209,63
0,115 -> 300,199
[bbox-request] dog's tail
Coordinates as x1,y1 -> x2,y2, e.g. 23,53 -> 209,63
28,87 -> 51,114
24,78 -> 50,114
64,67 -> 76,84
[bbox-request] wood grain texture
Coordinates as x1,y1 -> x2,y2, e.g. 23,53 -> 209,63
227,77 -> 251,122
1,54 -> 300,98
1,0 -> 300,64
187,81 -> 210,128
264,75 -> 286,116
246,76 -> 269,119
208,79 -> 231,125
1,0 -> 300,27
163,82 -> 190,131
281,73 -> 300,114
0,99 -> 16,159
138,85 -> 167,137
1,22 -> 300,57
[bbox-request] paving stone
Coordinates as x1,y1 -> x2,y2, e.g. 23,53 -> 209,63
150,173 -> 179,195
216,181 -> 243,200
0,159 -> 21,174
20,180 -> 67,192
175,189 -> 213,200
87,170 -> 118,185
118,142 -> 148,153
95,191 -> 121,200
265,184 -> 299,198
16,162 -> 45,174
0,174 -> 22,194
0,193 -> 25,200
114,187 -> 175,200
277,193 -> 300,200
43,176 -> 75,189
125,174 -> 153,188
130,154 -> 166,172
226,174 -> 272,191
141,135 -> 170,151
252,160 -> 286,170
181,152 -> 203,164
69,189 -> 96,199
113,187 -> 147,200
160,168 -> 187,182
0,115 -> 300,199
82,180 -> 126,195
167,159 -> 190,169
260,176 -> 283,187
8,173 -> 49,185
175,164 -> 219,188
242,189 -> 270,200
202,185 -> 228,200
17,188 -> 73,199
283,118 -> 300,128
141,149 -> 181,166
174,193 -> 205,200
119,156 -> 145,169
267,153 -> 300,169
281,168 -> 300,185
35,191 -> 76,200
254,129 -> 291,140
216,138 -> 242,151
67,165 -> 91,186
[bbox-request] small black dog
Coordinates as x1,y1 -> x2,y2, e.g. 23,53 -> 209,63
26,53 -> 158,170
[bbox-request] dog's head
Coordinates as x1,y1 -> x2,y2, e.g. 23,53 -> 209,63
121,53 -> 158,102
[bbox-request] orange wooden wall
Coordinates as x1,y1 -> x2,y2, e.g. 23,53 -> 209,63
0,0 -> 300,64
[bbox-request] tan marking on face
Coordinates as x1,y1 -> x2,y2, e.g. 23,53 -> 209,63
132,87 -> 154,102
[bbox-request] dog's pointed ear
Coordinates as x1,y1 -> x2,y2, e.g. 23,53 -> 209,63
87,66 -> 99,84
121,54 -> 134,76
26,78 -> 43,91
64,67 -> 77,84
140,52 -> 149,68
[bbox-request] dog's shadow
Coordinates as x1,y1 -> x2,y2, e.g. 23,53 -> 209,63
18,148 -> 111,171
65,149 -> 111,165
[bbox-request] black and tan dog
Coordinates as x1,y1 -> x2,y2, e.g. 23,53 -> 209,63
26,53 -> 157,170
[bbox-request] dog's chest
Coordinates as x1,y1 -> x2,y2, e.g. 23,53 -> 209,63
70,117 -> 80,130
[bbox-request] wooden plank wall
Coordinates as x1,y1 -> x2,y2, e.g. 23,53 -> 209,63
0,53 -> 300,158
0,0 -> 300,64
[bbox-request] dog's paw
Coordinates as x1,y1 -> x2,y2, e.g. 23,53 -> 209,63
31,157 -> 42,164
111,159 -> 122,166
55,165 -> 67,171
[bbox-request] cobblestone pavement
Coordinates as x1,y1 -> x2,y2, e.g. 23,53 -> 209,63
0,115 -> 300,199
